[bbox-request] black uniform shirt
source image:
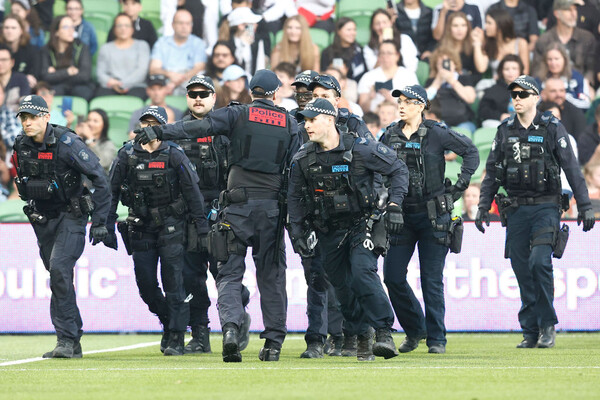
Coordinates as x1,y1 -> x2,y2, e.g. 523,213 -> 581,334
107,140 -> 206,228
479,112 -> 591,210
380,120 -> 479,205
13,124 -> 111,225
288,133 -> 409,235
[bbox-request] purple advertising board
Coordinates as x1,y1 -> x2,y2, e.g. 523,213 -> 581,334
0,221 -> 599,333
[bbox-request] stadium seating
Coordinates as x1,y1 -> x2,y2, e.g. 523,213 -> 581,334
89,96 -> 144,146
473,127 -> 497,147
416,60 -> 430,86
145,96 -> 187,113
82,0 -> 119,16
86,12 -> 114,33
444,160 -> 462,181
421,0 -> 444,9
0,199 -> 28,223
336,0 -> 388,17
139,11 -> 162,33
52,96 -> 89,119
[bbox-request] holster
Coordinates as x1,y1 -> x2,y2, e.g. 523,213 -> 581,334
117,221 -> 132,255
530,224 -> 569,259
448,216 -> 464,254
207,222 -> 246,263
367,212 -> 389,256
23,204 -> 47,225
495,194 -> 515,227
187,221 -> 209,253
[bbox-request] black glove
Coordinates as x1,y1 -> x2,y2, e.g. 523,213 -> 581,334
384,204 -> 404,235
134,125 -> 162,144
449,176 -> 469,201
89,223 -> 108,245
103,230 -> 118,250
577,208 -> 595,232
475,208 -> 490,233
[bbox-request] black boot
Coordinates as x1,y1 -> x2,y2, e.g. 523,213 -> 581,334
325,335 -> 343,356
259,339 -> 281,361
184,325 -> 212,354
516,336 -> 538,348
398,336 -> 422,353
537,326 -> 556,348
300,341 -> 324,359
238,311 -> 251,351
373,328 -> 399,359
357,328 -> 375,362
222,323 -> 241,362
341,334 -> 357,357
160,329 -> 169,354
164,332 -> 185,356
42,338 -> 76,358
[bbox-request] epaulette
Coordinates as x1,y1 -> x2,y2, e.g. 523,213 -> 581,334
167,140 -> 184,152
505,115 -> 515,128
354,137 -> 369,146
539,110 -> 558,127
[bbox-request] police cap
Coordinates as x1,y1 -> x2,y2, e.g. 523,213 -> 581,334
16,95 -> 49,117
508,75 -> 540,95
140,105 -> 168,125
298,98 -> 337,119
391,84 -> 428,104
186,74 -> 215,92
308,74 -> 342,97
249,69 -> 281,96
292,70 -> 320,88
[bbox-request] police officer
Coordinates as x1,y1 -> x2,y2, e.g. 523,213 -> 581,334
135,69 -> 301,362
288,98 -> 410,361
380,85 -> 479,354
175,74 -> 251,355
104,106 -> 208,356
288,70 -> 345,358
476,75 -> 596,349
307,74 -> 374,140
12,95 -> 110,358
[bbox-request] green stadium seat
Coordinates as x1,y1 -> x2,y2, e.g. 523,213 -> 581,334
451,126 -> 472,139
145,96 -> 188,113
141,0 -> 160,14
107,114 -> 132,147
444,160 -> 462,181
86,12 -> 115,33
52,96 -> 89,118
82,0 -> 119,16
473,127 -> 497,147
140,11 -> 162,33
337,0 -> 387,17
309,28 -> 333,51
585,97 -> 600,125
90,95 -> 145,115
0,199 -> 28,223
421,0 -> 443,9
416,60 -> 430,86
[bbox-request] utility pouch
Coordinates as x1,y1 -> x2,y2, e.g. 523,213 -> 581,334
370,214 -> 389,256
23,205 -> 47,225
448,216 -> 464,254
333,195 -> 350,212
495,194 -> 513,227
117,221 -> 132,255
79,193 -> 94,215
506,167 -> 520,187
149,207 -> 163,226
126,215 -> 144,226
26,180 -> 54,200
69,197 -> 83,218
169,197 -> 186,217
207,222 -> 231,262
187,222 -> 199,252
560,194 -> 570,212
553,224 -> 569,259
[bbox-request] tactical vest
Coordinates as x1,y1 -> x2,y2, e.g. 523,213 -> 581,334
381,120 -> 444,200
229,102 -> 292,174
122,143 -> 180,217
297,134 -> 375,230
496,112 -> 561,193
14,128 -> 81,203
174,136 -> 227,192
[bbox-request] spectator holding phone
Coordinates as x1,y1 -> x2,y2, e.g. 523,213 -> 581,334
95,13 -> 149,99
364,8 -> 418,72
320,17 -> 368,82
434,11 -> 480,78
358,40 -> 418,112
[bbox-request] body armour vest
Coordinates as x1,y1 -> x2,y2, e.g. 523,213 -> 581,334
174,136 -> 227,193
496,112 -> 561,194
298,134 -> 375,230
14,127 -> 81,203
122,143 -> 180,216
381,120 -> 444,201
229,102 -> 292,174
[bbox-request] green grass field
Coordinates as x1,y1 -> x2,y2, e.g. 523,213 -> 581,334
1,333 -> 599,400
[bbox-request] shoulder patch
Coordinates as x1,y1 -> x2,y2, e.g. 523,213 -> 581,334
376,143 -> 390,155
78,148 -> 90,161
355,137 -> 369,145
188,161 -> 197,171
558,137 -> 568,149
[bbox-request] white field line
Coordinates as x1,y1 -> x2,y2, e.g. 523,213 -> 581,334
0,341 -> 160,367
2,366 -> 600,372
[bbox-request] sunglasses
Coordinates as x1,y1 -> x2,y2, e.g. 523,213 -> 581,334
510,90 -> 536,99
187,90 -> 213,99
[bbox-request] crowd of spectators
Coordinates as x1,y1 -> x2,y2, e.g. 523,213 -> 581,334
0,0 -> 599,218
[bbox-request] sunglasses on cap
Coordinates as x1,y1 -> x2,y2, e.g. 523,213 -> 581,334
510,90 -> 536,99
187,90 -> 213,99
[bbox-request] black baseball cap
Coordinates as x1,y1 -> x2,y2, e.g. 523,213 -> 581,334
508,75 -> 540,95
292,70 -> 320,88
16,95 -> 49,117
139,105 -> 168,125
249,69 -> 281,96
391,84 -> 428,104
147,74 -> 167,86
298,98 -> 337,119
308,74 -> 342,97
186,74 -> 215,91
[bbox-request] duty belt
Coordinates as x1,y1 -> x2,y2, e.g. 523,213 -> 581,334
220,188 -> 278,206
403,202 -> 427,214
515,195 -> 561,206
